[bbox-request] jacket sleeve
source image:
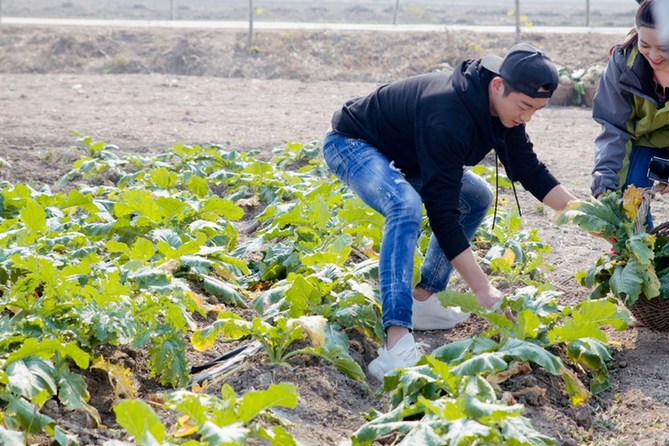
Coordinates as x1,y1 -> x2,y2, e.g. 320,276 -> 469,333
591,49 -> 634,197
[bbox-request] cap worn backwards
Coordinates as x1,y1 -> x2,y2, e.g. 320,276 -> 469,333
481,42 -> 559,99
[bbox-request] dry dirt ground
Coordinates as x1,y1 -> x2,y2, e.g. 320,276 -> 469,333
3,21 -> 669,446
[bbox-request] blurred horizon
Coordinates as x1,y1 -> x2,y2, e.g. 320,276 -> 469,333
1,0 -> 638,28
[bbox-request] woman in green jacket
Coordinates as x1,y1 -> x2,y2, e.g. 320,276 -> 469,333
591,0 -> 669,217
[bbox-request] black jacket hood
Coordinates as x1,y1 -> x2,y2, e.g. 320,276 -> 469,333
452,59 -> 499,149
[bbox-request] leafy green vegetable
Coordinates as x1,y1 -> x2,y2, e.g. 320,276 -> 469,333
555,187 -> 665,305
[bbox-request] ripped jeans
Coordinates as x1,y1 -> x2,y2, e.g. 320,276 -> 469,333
322,131 -> 492,330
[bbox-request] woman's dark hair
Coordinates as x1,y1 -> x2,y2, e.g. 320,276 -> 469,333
613,0 -> 656,53
636,0 -> 656,29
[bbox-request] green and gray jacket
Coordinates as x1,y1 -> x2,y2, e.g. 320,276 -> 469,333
591,43 -> 669,196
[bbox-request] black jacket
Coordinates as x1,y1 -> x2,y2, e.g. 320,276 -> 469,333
331,59 -> 559,260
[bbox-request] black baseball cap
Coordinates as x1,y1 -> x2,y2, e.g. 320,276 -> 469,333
481,43 -> 559,99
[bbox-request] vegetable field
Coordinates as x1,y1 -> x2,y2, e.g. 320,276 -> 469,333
3,19 -> 669,446
0,133 -> 633,445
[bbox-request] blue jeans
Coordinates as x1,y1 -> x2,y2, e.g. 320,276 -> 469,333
322,131 -> 492,330
624,145 -> 667,228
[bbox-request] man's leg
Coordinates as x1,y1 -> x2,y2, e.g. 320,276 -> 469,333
412,170 -> 493,329
323,131 -> 423,380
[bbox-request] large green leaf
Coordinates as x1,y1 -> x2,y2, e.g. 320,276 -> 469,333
0,426 -> 26,446
202,275 -> 247,307
609,261 -> 646,302
199,196 -> 244,221
148,334 -> 189,387
301,234 -> 353,267
548,299 -> 629,344
148,167 -> 179,190
114,189 -> 162,224
513,309 -> 541,339
548,319 -> 606,344
114,399 -> 166,444
191,313 -> 251,351
185,175 -> 210,198
353,419 -> 418,445
432,338 -> 498,364
165,388 -> 237,427
462,393 -> 524,423
56,368 -> 90,410
304,324 -> 366,381
641,264 -> 662,300
553,199 -> 620,238
127,267 -> 171,290
498,339 -> 563,375
283,274 -> 322,318
3,394 -> 55,434
566,338 -> 612,394
572,299 -> 630,330
626,233 -> 654,265
397,422 -> 444,445
6,358 -> 57,403
385,366 -> 439,404
19,200 -> 47,237
441,419 -> 492,445
499,416 -> 556,445
6,338 -> 89,370
436,290 -> 479,313
450,352 -> 507,377
180,255 -> 216,275
236,382 -> 298,423
198,421 -> 250,445
53,426 -> 81,446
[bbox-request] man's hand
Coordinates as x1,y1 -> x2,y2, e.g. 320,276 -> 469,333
474,283 -> 514,320
451,249 -> 514,320
475,284 -> 502,310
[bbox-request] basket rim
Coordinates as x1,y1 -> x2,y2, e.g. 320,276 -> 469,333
651,221 -> 669,236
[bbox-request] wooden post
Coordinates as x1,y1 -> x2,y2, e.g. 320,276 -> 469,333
585,0 -> 591,27
515,0 -> 521,43
248,0 -> 254,49
393,0 -> 400,25
170,0 -> 175,20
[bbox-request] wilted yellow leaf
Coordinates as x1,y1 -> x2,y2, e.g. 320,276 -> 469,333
187,290 -> 203,307
236,195 -> 261,207
92,356 -> 138,401
512,386 -> 547,400
174,415 -> 198,438
562,367 -> 592,406
295,315 -> 327,347
502,248 -> 516,264
622,185 -> 645,221
158,258 -> 179,272
191,380 -> 207,393
501,391 -> 517,406
487,361 -> 531,384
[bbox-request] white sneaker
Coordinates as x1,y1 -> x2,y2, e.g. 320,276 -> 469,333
412,295 -> 470,330
368,333 -> 422,382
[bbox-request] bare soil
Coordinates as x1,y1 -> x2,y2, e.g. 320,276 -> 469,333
2,20 -> 669,446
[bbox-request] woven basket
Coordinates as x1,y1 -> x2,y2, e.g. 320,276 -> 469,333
626,221 -> 669,331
